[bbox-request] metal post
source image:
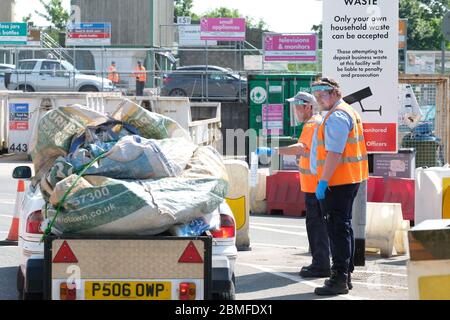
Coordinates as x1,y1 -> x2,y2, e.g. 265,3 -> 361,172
101,47 -> 104,91
73,47 -> 76,90
206,42 -> 209,102
442,40 -> 446,74
352,180 -> 367,267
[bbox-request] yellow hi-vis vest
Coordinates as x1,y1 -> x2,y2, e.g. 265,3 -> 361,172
298,114 -> 323,193
316,102 -> 369,187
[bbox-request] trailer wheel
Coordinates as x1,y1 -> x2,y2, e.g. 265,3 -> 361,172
16,268 -> 24,299
213,282 -> 236,301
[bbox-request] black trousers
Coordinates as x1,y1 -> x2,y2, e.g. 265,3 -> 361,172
319,183 -> 360,274
305,193 -> 330,270
136,80 -> 145,96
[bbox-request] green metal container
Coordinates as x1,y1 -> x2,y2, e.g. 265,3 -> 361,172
248,73 -> 317,141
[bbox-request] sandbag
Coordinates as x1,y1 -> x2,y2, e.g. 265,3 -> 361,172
33,100 -> 229,236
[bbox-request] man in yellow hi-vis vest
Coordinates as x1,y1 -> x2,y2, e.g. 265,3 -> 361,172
276,92 -> 330,279
310,78 -> 368,296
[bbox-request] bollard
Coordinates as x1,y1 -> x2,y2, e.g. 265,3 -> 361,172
352,180 -> 367,266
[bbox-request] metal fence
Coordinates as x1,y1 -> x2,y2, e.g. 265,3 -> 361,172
0,46 -> 274,102
399,74 -> 449,168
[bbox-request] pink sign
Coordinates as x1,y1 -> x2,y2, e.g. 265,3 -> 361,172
264,34 -> 317,62
200,18 -> 246,41
262,104 -> 284,136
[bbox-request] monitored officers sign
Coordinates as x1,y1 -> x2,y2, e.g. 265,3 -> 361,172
323,0 -> 399,153
0,23 -> 27,46
66,23 -> 111,46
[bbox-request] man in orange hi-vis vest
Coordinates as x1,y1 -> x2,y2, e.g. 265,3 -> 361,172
309,78 -> 368,296
108,61 -> 120,85
276,92 -> 330,279
133,60 -> 147,96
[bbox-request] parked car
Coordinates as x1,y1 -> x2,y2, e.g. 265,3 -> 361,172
161,65 -> 247,101
13,166 -> 237,300
5,59 -> 115,92
0,63 -> 15,90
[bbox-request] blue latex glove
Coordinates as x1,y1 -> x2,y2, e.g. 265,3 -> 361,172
316,180 -> 329,200
256,147 -> 273,157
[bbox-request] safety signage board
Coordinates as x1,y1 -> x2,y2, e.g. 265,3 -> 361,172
178,25 -> 217,46
9,103 -> 29,131
323,0 -> 399,153
200,18 -> 246,41
264,33 -> 318,62
262,104 -> 284,136
66,23 -> 111,46
0,23 -> 27,46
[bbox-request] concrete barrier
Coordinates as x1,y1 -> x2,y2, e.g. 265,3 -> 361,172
408,220 -> 450,300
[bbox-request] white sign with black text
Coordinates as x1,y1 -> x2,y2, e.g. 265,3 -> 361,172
323,0 -> 399,153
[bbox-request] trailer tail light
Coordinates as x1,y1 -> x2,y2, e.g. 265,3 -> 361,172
60,282 -> 77,301
179,282 -> 196,300
26,210 -> 44,234
211,214 -> 235,239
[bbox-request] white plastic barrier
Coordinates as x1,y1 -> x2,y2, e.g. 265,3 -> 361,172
415,166 -> 450,224
250,168 -> 270,214
366,202 -> 403,258
394,220 -> 411,255
224,159 -> 250,250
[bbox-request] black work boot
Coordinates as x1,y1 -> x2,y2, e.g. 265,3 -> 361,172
348,273 -> 353,290
314,271 -> 349,296
325,272 -> 353,290
299,267 -> 331,278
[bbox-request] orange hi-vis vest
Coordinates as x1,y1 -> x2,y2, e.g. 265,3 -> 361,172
134,66 -> 147,82
298,114 -> 323,193
316,102 -> 369,187
108,66 -> 119,83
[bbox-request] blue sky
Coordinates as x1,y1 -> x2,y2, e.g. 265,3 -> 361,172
15,0 -> 323,33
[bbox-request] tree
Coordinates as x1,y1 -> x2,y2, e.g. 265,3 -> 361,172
35,0 -> 69,30
400,0 -> 449,50
203,7 -> 269,30
22,14 -> 35,27
174,0 -> 199,21
312,24 -> 323,49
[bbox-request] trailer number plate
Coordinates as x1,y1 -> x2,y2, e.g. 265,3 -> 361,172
85,281 -> 171,300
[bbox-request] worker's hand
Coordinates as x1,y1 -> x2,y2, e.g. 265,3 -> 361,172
255,147 -> 273,157
315,180 -> 329,200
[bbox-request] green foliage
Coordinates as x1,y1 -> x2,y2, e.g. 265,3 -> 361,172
174,0 -> 200,21
203,7 -> 269,30
400,0 -> 449,50
35,0 -> 69,30
22,14 -> 35,27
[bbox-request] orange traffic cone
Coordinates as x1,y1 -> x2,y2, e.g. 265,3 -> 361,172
5,180 -> 25,242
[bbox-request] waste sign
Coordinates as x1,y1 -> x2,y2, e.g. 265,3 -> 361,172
322,0 -> 399,153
